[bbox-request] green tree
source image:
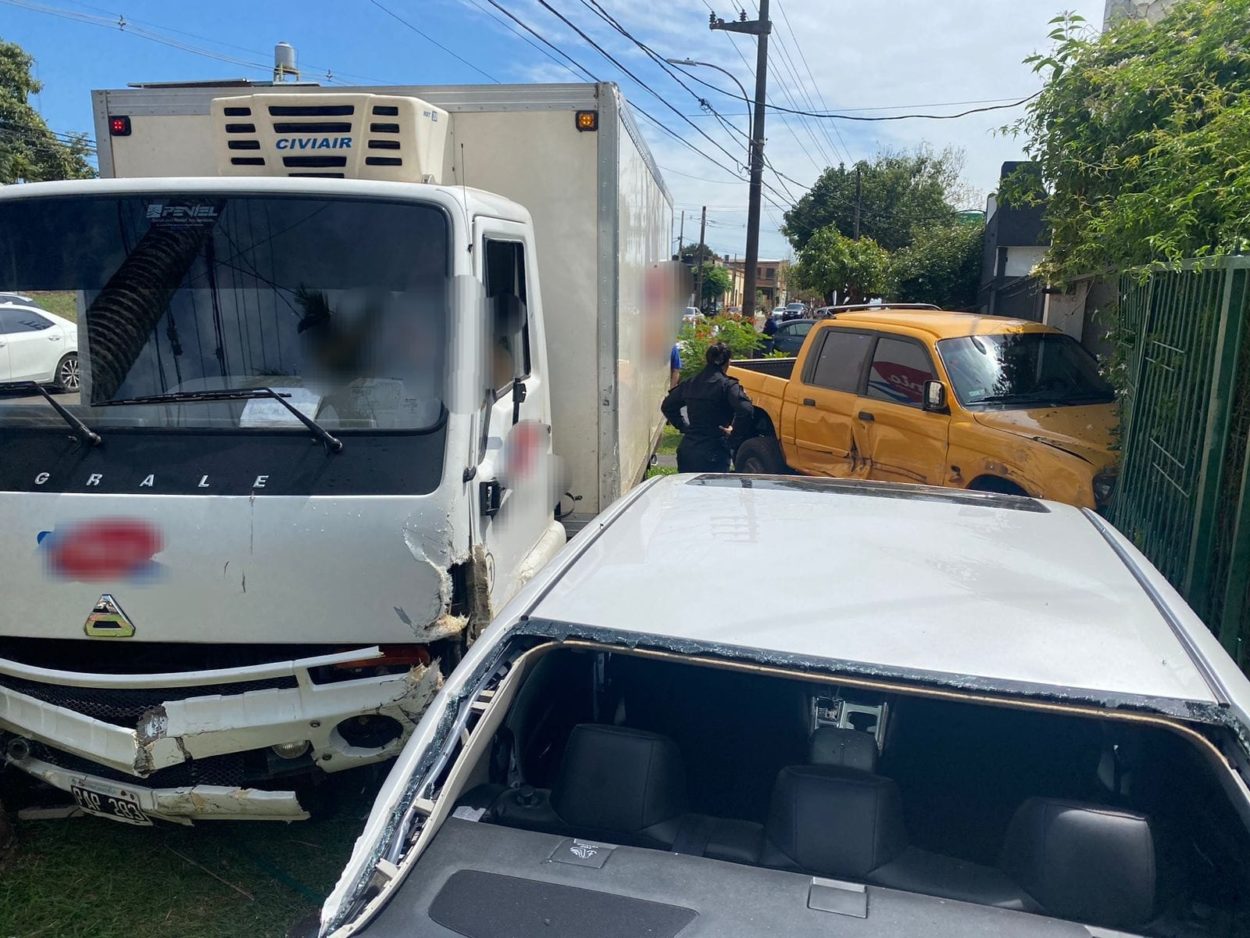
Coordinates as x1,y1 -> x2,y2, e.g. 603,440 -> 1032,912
782,147 -> 965,252
699,263 -> 731,307
1009,3 -> 1250,283
679,242 -> 719,266
791,227 -> 891,304
0,39 -> 94,183
890,223 -> 985,309
677,317 -> 761,379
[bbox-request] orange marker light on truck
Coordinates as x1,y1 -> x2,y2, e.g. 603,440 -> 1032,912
575,110 -> 598,132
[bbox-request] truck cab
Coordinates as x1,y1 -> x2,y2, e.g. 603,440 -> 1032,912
0,85 -> 674,824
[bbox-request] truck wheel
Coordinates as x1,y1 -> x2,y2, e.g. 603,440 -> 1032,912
968,476 -> 1029,497
735,437 -> 787,474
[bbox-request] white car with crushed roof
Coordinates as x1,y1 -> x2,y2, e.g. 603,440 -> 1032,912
314,474 -> 1250,938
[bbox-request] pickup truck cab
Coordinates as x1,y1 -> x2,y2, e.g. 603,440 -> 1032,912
729,308 -> 1118,509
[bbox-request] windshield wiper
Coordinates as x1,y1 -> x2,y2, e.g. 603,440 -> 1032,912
98,387 -> 343,452
0,381 -> 101,446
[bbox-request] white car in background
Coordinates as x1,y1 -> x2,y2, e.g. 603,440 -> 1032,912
0,303 -> 79,392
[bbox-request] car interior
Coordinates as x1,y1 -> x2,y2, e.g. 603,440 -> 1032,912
363,647 -> 1250,937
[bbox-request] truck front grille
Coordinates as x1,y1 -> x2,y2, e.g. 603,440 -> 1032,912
0,674 -> 297,728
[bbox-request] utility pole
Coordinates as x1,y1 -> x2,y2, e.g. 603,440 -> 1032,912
711,4 -> 770,321
694,205 -> 707,311
678,209 -> 685,259
853,165 -> 862,239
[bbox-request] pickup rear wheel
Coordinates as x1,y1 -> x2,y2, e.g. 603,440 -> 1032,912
735,437 -> 787,475
967,476 -> 1029,497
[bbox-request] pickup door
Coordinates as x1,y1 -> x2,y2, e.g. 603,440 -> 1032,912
787,330 -> 874,476
855,335 -> 949,484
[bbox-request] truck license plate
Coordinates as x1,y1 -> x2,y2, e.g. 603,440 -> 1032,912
71,784 -> 151,826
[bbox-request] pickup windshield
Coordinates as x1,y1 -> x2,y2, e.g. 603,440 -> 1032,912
0,194 -> 449,431
937,332 -> 1114,409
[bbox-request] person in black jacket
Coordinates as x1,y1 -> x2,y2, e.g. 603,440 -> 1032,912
661,341 -> 755,473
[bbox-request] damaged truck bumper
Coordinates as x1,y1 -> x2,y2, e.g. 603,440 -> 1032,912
0,646 -> 442,823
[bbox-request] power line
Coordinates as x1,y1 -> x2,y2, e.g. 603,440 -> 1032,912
772,0 -> 850,162
480,0 -> 598,81
458,0 -> 583,81
48,0 -> 391,83
367,0 -> 500,83
0,0 -> 375,84
570,2 -> 804,208
473,0 -> 790,208
531,0 -> 750,174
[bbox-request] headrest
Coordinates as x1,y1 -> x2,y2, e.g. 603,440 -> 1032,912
809,726 -> 878,773
551,724 -> 687,835
1001,798 -> 1155,929
765,764 -> 906,878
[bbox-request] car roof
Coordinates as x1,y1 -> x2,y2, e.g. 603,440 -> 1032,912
830,308 -> 1056,339
531,475 -> 1243,710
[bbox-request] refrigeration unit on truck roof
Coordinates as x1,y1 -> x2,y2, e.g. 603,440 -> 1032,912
211,92 -> 449,183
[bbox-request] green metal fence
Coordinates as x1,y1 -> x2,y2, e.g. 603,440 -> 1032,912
1109,257 -> 1250,669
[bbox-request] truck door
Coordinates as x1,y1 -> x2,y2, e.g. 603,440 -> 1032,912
855,335 -> 950,484
471,225 -> 553,608
789,329 -> 873,477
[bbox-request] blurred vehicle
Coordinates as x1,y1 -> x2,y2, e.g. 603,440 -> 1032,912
0,292 -> 35,306
772,318 -> 814,355
683,306 -> 704,324
0,304 -> 79,391
728,306 -> 1117,509
319,473 -> 1250,938
784,302 -> 807,321
770,306 -> 787,321
812,306 -> 836,319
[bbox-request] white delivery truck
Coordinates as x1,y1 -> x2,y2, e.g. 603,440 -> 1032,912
0,81 -> 677,824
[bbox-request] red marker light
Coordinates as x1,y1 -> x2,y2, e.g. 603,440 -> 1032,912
109,116 -> 132,137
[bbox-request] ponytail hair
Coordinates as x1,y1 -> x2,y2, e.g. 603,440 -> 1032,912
705,341 -> 732,370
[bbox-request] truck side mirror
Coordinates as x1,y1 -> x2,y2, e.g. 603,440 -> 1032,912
923,379 -> 947,413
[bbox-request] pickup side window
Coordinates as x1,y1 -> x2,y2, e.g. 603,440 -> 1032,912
865,337 -> 935,408
807,330 -> 873,392
484,239 -> 532,394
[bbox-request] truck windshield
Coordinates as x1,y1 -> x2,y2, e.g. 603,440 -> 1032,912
936,332 -> 1114,409
0,194 -> 449,431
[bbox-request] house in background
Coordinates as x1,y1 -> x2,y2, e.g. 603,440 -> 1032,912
978,162 -> 1048,321
726,258 -> 788,308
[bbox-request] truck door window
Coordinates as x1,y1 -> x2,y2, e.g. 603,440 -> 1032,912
807,330 -> 873,393
484,239 -> 531,394
865,337 -> 935,408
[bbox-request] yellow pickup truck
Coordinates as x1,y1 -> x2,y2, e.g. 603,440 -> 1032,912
728,307 -> 1118,510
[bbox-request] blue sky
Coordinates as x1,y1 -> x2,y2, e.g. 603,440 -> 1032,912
4,0 -> 1104,259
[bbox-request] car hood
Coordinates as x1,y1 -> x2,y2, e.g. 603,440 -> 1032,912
970,403 -> 1116,466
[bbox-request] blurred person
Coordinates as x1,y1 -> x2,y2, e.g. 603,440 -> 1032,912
761,314 -> 778,355
661,341 -> 754,473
